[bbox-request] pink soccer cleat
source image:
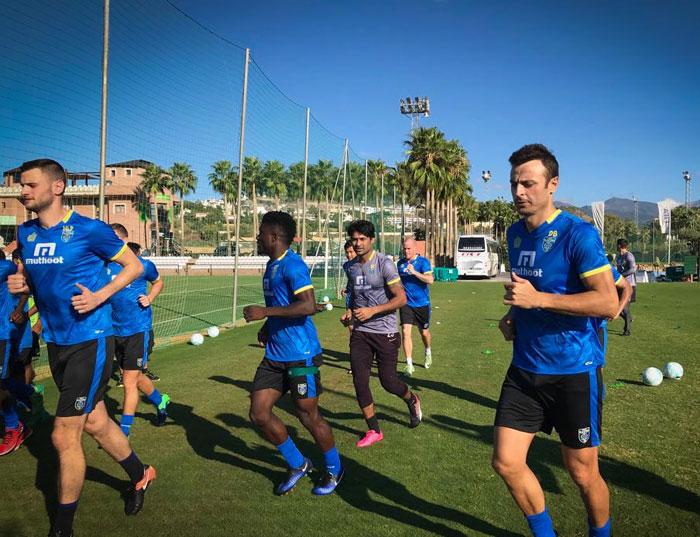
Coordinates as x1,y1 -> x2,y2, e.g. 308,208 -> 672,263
356,429 -> 383,448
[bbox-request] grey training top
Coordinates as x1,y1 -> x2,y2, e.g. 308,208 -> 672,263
344,251 -> 401,333
616,251 -> 637,286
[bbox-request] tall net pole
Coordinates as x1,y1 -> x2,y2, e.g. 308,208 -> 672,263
301,107 -> 310,258
98,0 -> 110,221
363,160 -> 368,220
232,48 -> 250,325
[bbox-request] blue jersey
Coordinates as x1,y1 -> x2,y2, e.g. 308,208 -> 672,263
397,255 -> 432,307
507,210 -> 611,374
17,210 -> 127,345
263,249 -> 322,363
108,257 -> 160,336
0,260 -> 17,340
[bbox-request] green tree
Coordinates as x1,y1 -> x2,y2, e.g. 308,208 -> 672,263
208,160 -> 238,255
243,157 -> 263,254
140,165 -> 171,256
169,162 -> 197,252
261,160 -> 287,210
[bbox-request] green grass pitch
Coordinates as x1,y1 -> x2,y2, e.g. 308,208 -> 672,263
2,282 -> 699,536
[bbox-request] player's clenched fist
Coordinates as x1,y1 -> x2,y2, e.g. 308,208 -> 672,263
243,305 -> 266,322
499,312 -> 516,341
8,265 -> 29,294
71,283 -> 103,314
352,307 -> 376,322
503,272 -> 541,309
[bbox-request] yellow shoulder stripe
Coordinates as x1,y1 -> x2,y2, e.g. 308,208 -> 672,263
580,264 -> 611,278
615,275 -> 624,285
387,277 -> 401,285
293,284 -> 313,295
110,243 -> 128,261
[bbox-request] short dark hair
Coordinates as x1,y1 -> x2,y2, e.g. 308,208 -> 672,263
261,211 -> 296,245
110,223 -> 128,238
344,240 -> 353,251
617,238 -> 628,248
19,159 -> 67,183
509,144 -> 559,182
347,220 -> 375,239
127,242 -> 141,255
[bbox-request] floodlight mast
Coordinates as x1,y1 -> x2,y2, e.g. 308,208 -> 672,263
399,96 -> 430,130
683,170 -> 691,208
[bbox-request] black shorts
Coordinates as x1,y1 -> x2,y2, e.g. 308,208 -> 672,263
48,336 -> 114,417
10,347 -> 33,377
495,365 -> 604,449
0,339 -> 10,381
31,332 -> 40,358
115,330 -> 154,371
252,355 -> 323,400
399,305 -> 431,329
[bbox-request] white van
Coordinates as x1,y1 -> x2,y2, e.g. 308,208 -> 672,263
455,235 -> 500,278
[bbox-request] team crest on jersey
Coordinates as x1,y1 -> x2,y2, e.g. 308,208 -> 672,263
61,225 -> 74,242
27,232 -> 37,242
578,427 -> 590,444
137,358 -> 143,368
514,236 -> 522,248
297,383 -> 307,396
370,263 -> 376,271
74,396 -> 87,411
542,230 -> 558,253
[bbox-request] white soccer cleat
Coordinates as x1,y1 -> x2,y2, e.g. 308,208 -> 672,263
424,349 -> 432,370
403,363 -> 415,377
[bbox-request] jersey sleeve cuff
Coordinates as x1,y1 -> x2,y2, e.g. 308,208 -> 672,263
615,275 -> 624,285
580,264 -> 610,278
423,270 -> 433,274
293,284 -> 313,295
110,244 -> 128,261
387,277 -> 401,285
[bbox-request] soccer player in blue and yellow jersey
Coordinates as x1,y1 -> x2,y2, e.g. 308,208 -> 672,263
8,159 -> 157,537
491,145 -> 618,537
243,211 -> 343,496
397,237 -> 434,376
109,224 -> 169,437
0,250 -> 31,456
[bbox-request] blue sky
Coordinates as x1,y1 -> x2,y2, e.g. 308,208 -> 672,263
2,0 -> 698,205
176,0 -> 700,205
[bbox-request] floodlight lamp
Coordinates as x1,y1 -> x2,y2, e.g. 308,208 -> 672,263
406,97 -> 412,104
683,170 -> 691,180
482,170 -> 491,182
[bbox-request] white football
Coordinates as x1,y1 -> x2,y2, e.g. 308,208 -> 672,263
641,367 -> 663,386
322,295 -> 330,303
325,303 -> 333,311
662,362 -> 683,380
190,333 -> 204,346
207,326 -> 220,338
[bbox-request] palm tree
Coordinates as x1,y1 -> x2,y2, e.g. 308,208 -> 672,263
261,160 -> 287,210
286,161 -> 305,222
140,164 -> 170,256
243,157 -> 263,254
169,162 -> 197,253
131,186 -> 151,250
208,160 -> 237,255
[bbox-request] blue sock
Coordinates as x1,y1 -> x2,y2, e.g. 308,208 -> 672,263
2,403 -> 20,430
323,446 -> 342,477
54,501 -> 78,534
589,518 -> 611,537
120,414 -> 135,437
275,436 -> 305,469
526,507 -> 556,537
147,389 -> 162,408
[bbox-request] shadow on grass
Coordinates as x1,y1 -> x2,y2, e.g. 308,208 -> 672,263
615,378 -> 645,386
407,377 -> 498,410
208,376 -> 519,536
431,415 -> 700,514
167,401 -> 283,490
23,414 -> 58,524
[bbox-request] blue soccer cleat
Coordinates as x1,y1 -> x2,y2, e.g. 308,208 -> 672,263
311,467 -> 344,496
275,458 -> 313,495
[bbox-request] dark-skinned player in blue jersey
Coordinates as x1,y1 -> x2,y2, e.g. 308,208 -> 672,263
243,211 -> 343,496
491,145 -> 618,537
8,159 -> 157,537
